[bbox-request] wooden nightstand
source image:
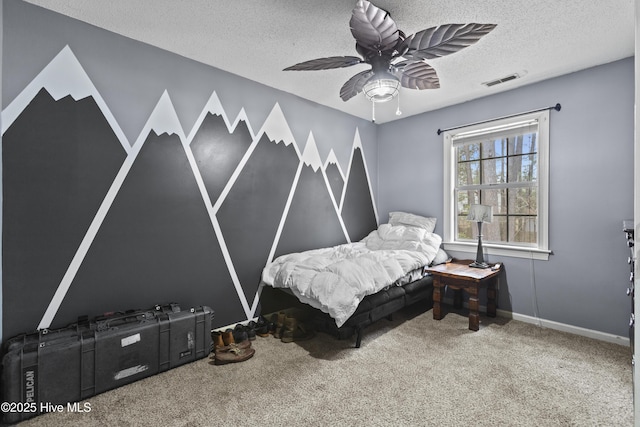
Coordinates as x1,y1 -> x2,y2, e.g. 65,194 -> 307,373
425,259 -> 502,331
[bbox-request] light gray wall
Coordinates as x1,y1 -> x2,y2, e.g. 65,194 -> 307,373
377,58 -> 635,337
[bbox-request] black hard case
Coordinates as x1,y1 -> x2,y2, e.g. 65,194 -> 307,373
1,305 -> 213,424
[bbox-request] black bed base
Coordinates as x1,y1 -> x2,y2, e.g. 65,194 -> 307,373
262,275 -> 434,348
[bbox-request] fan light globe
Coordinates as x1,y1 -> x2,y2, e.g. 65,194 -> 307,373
363,78 -> 400,103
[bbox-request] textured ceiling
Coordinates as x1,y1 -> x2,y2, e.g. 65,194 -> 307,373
24,0 -> 636,124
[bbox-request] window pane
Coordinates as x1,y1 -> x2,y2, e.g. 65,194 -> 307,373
509,133 -> 537,155
457,143 -> 480,161
457,160 -> 480,186
472,216 -> 506,243
456,189 -> 480,215
481,188 -> 507,215
482,158 -> 507,184
510,216 -> 537,244
481,138 -> 507,158
508,154 -> 537,183
457,215 -> 473,240
508,187 -> 537,215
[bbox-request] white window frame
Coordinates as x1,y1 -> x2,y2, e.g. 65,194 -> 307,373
442,110 -> 551,261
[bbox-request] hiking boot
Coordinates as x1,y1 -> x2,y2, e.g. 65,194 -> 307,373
281,315 -> 314,343
267,313 -> 278,335
246,321 -> 257,340
233,323 -> 249,343
214,346 -> 255,365
255,316 -> 270,337
273,311 -> 286,339
212,330 -> 250,353
212,330 -> 225,349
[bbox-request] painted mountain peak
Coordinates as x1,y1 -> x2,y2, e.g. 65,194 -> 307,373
325,149 -> 345,177
258,103 -> 298,152
352,128 -> 363,149
230,108 -> 254,138
340,128 -> 378,242
2,45 -> 129,152
325,149 -> 339,165
301,133 -> 323,172
270,130 -> 350,260
189,95 -> 254,209
143,91 -> 186,142
186,91 -> 226,142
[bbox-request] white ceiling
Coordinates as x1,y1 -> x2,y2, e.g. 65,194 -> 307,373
24,0 -> 635,124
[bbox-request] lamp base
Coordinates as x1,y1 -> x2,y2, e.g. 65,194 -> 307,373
469,261 -> 490,269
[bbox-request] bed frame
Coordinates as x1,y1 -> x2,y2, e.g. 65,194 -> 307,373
261,275 -> 434,348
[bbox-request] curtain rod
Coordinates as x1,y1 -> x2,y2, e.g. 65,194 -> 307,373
436,103 -> 561,136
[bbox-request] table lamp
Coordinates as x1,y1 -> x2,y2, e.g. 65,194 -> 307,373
467,204 -> 493,268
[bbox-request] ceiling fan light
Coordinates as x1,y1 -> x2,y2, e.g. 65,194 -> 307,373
363,78 -> 400,103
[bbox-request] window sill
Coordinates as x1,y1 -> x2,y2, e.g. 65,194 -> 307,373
442,241 -> 551,261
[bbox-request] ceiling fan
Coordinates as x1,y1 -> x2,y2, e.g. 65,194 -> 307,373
284,0 -> 496,120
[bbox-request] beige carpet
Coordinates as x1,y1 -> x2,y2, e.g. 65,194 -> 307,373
19,305 -> 633,426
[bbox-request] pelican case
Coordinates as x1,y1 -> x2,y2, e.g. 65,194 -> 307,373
0,304 -> 213,424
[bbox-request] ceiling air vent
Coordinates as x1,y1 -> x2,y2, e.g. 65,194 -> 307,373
482,73 -> 520,87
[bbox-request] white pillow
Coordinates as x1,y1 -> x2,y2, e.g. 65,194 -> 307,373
430,248 -> 450,266
388,211 -> 437,232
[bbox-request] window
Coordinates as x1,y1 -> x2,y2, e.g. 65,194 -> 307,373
443,110 -> 550,260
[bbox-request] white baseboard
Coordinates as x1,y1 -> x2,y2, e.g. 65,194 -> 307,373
219,303 -> 631,347
441,297 -> 629,346
497,309 -> 630,347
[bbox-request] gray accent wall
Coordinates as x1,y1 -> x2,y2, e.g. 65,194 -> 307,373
0,1 -> 378,341
377,58 -> 635,337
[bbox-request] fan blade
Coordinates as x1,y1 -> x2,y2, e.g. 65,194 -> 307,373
284,56 -> 363,71
349,0 -> 399,54
393,30 -> 408,57
393,61 -> 440,90
400,23 -> 497,61
340,70 -> 375,101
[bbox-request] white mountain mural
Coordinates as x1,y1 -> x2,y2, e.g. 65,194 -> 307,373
2,45 -> 129,153
271,132 -> 350,261
1,45 -> 379,338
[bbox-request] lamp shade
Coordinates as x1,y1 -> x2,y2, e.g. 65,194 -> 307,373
467,204 -> 493,223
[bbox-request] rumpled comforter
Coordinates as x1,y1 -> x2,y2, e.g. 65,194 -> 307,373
262,224 -> 442,327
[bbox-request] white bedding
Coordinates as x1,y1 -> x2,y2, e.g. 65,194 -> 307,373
262,223 -> 442,327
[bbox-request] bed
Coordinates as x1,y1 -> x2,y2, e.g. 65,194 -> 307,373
261,212 -> 447,347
